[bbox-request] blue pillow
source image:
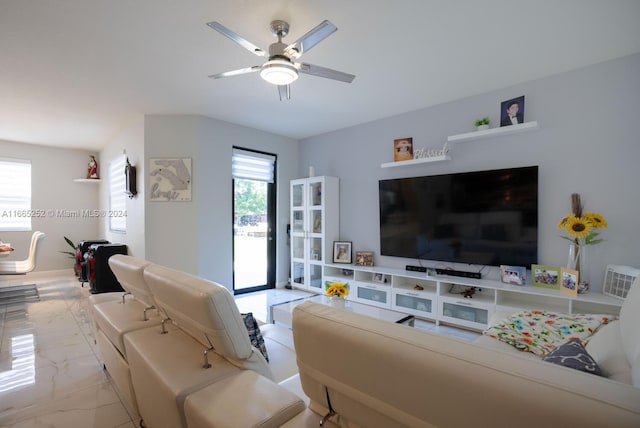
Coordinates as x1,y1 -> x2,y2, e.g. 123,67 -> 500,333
542,338 -> 601,375
241,313 -> 269,362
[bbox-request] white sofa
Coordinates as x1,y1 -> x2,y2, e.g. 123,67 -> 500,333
90,255 -> 305,428
290,282 -> 640,427
91,255 -> 640,427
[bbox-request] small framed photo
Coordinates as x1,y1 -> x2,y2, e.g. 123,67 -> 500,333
532,264 -> 561,290
333,241 -> 352,264
393,138 -> 413,161
355,251 -> 374,266
500,95 -> 525,127
500,265 -> 526,285
560,267 -> 579,297
372,273 -> 387,283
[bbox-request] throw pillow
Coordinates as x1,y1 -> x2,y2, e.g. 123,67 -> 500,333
241,313 -> 269,362
542,338 -> 602,376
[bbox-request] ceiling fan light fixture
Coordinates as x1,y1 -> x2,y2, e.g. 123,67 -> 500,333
260,60 -> 299,85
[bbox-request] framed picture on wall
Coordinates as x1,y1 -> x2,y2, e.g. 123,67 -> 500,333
333,241 -> 352,264
500,95 -> 525,127
149,158 -> 192,202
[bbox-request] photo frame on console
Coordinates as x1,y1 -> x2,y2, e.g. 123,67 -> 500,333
560,267 -> 579,296
355,251 -> 374,266
500,265 -> 526,285
532,264 -> 560,290
333,241 -> 352,264
372,273 -> 387,283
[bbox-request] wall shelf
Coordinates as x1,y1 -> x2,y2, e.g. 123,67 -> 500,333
381,155 -> 451,169
73,178 -> 102,183
447,121 -> 539,143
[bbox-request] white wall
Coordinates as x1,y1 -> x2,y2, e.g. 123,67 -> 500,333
299,53 -> 640,292
144,115 -> 299,290
99,115 -> 145,258
0,140 -> 100,271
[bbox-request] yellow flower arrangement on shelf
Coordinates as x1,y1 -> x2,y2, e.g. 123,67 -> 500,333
325,281 -> 349,298
557,211 -> 608,245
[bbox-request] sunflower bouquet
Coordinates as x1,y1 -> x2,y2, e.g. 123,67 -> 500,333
557,211 -> 608,246
325,281 -> 349,298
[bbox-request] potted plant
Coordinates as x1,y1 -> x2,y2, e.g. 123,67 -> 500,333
60,236 -> 79,276
474,117 -> 490,131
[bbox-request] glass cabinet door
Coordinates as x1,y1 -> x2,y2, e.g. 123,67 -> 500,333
292,210 -> 304,233
292,183 -> 304,208
310,182 -> 322,207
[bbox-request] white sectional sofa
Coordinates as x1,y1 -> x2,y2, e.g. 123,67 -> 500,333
90,255 -> 306,428
290,281 -> 640,427
91,255 -> 640,427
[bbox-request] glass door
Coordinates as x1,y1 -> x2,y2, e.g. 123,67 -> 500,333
232,148 -> 276,295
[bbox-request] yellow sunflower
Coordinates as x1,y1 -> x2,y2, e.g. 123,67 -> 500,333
325,281 -> 349,298
564,215 -> 593,238
556,214 -> 574,229
583,212 -> 608,228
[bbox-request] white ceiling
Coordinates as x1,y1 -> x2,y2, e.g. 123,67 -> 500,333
2,0 -> 640,151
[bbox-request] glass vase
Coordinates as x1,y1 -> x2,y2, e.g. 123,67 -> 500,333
567,243 -> 589,294
329,295 -> 346,308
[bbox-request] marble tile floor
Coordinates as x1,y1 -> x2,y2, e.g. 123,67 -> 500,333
1,271 -> 479,428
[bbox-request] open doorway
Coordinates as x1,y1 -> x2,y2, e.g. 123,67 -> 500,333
232,148 -> 276,295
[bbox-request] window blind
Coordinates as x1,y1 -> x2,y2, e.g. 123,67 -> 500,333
109,155 -> 127,232
232,149 -> 276,183
0,158 -> 32,231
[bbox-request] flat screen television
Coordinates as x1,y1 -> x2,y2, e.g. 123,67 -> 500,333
379,166 -> 538,267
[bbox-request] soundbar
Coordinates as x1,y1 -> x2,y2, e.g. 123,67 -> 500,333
435,268 -> 482,279
405,265 -> 427,273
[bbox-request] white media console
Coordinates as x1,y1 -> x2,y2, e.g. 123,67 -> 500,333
322,263 -> 623,331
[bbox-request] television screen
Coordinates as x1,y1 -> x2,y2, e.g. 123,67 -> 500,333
379,166 -> 538,267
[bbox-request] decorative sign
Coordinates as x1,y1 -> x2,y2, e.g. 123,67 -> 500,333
149,158 -> 192,201
414,142 -> 449,159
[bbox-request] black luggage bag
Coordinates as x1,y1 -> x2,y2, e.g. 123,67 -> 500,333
87,243 -> 128,294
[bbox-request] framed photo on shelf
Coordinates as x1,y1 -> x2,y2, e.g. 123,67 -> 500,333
355,251 -> 374,266
500,265 -> 526,285
393,138 -> 413,161
333,241 -> 352,264
500,95 -> 525,127
372,273 -> 387,283
560,267 -> 579,296
532,264 -> 561,290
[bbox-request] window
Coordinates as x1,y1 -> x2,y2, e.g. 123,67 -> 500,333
0,158 -> 32,231
109,155 -> 127,232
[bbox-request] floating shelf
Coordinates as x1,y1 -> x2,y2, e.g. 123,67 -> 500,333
381,155 -> 451,168
73,178 -> 102,183
447,121 -> 539,143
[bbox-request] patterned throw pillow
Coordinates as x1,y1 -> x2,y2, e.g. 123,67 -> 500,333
542,338 -> 602,375
241,313 -> 269,362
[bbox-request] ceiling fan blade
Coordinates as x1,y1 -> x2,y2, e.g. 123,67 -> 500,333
277,85 -> 291,101
284,20 -> 337,58
208,66 -> 262,79
298,62 -> 355,83
206,21 -> 266,57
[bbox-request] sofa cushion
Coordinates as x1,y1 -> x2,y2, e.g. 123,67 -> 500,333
143,264 -> 273,380
619,277 -> 640,367
242,312 -> 269,362
585,320 -> 632,383
184,370 -> 306,428
543,338 -> 602,375
108,255 -> 156,308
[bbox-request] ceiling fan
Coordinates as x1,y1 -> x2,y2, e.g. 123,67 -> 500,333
206,19 -> 355,100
